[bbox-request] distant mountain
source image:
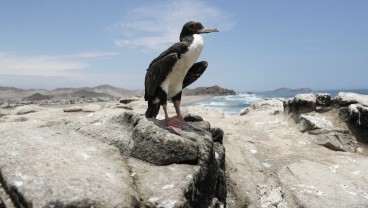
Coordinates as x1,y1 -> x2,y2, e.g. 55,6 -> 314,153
21,93 -> 53,101
273,87 -> 312,92
0,84 -> 236,102
70,90 -> 113,98
0,84 -> 144,102
184,85 -> 236,96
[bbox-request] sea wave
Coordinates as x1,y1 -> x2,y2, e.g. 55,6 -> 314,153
194,93 -> 263,115
192,89 -> 368,115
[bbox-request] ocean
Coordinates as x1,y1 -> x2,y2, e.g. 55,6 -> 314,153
193,89 -> 368,115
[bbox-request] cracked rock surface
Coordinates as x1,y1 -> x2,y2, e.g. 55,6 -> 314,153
0,103 -> 226,207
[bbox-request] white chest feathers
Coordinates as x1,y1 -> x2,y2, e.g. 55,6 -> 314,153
161,34 -> 204,98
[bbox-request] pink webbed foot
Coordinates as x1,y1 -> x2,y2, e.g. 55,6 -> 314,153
167,117 -> 182,135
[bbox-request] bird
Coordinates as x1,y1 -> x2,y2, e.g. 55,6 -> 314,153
144,21 -> 218,134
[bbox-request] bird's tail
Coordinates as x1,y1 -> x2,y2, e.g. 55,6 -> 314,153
145,100 -> 160,118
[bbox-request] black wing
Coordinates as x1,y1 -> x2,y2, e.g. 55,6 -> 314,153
148,42 -> 188,68
144,42 -> 189,101
182,61 -> 208,89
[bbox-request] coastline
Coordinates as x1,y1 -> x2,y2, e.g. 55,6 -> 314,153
180,95 -> 214,106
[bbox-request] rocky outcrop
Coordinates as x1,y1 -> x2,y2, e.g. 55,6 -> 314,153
199,92 -> 368,208
183,85 -> 236,96
0,104 -> 226,207
283,92 -> 368,152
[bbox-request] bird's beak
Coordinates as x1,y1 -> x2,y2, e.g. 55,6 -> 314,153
198,28 -> 219,34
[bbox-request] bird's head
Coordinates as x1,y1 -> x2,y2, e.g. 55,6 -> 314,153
180,21 -> 219,40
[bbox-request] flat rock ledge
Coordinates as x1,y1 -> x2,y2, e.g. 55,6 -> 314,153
0,105 -> 226,207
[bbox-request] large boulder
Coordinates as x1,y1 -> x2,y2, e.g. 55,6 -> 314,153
284,94 -> 317,115
298,114 -> 333,132
316,93 -> 332,112
240,98 -> 284,116
340,104 -> 368,128
0,112 -> 140,207
0,106 -> 226,207
334,92 -> 368,107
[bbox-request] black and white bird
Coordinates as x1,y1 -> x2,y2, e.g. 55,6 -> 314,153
144,21 -> 218,133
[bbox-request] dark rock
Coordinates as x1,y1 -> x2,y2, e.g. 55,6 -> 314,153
316,93 -> 332,112
239,107 -> 250,116
184,113 -> 204,122
316,93 -> 332,106
333,92 -> 368,107
119,98 -> 138,104
214,143 -> 225,170
284,94 -> 316,115
211,127 -> 224,144
63,106 -> 83,112
347,104 -> 368,128
189,120 -> 211,132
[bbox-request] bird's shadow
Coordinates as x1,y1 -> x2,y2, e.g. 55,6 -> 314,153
147,118 -> 209,137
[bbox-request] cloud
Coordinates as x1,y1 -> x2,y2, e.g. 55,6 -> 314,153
0,51 -> 119,77
107,0 -> 234,51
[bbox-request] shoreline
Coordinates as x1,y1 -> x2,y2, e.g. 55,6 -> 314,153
180,95 -> 214,106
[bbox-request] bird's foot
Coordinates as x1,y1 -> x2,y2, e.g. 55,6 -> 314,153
167,117 -> 182,135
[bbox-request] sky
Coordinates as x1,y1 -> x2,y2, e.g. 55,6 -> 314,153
0,0 -> 367,92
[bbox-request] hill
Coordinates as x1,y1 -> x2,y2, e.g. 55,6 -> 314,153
184,85 -> 236,96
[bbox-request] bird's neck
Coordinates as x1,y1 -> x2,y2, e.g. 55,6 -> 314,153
180,34 -> 195,45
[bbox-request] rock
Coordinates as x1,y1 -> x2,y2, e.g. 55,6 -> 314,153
334,92 -> 368,107
184,113 -> 204,122
210,127 -> 224,144
284,94 -> 316,115
279,158 -> 368,207
316,93 -> 332,112
128,158 -> 201,207
314,133 -> 356,152
119,98 -> 138,104
189,120 -> 211,131
239,107 -> 250,116
130,118 -> 200,165
15,105 -> 40,115
115,103 -> 133,110
251,98 -> 284,115
63,106 -> 83,112
0,107 -> 226,207
298,114 -> 333,132
0,111 -> 140,207
316,93 -> 332,106
259,186 -> 287,208
347,104 -> 368,128
82,104 -> 102,112
240,99 -> 284,116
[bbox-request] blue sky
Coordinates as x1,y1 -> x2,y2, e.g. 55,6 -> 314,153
1,0 -> 367,91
